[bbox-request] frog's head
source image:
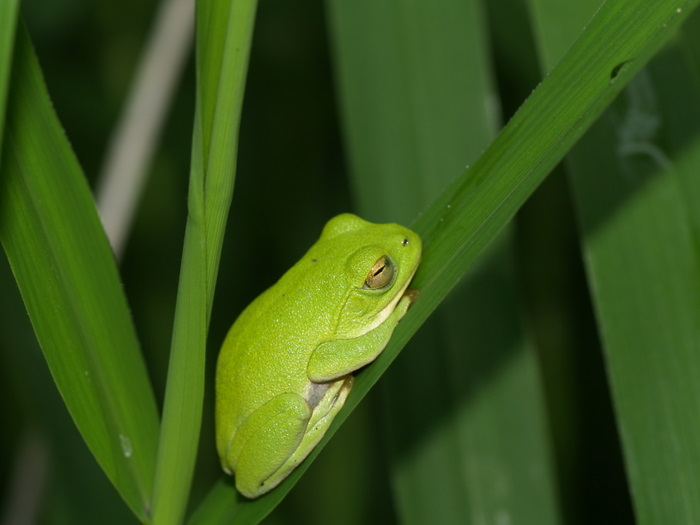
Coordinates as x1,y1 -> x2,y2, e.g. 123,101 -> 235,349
320,213 -> 422,338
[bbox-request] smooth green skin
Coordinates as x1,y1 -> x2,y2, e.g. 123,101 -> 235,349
215,213 -> 422,498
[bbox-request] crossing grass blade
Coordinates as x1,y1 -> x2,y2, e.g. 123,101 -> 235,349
0,25 -> 159,522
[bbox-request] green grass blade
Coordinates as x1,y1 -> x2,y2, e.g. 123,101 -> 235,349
410,0 -> 697,311
328,1 -> 559,523
150,1 -> 257,523
0,0 -> 18,150
0,25 -> 159,521
189,1 -> 698,522
188,479 -> 237,525
531,2 -> 700,521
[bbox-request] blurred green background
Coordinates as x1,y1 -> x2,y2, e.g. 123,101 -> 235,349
4,0 -> 698,523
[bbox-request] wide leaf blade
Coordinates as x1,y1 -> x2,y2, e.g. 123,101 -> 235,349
530,1 -> 700,521
328,0 -> 560,523
0,25 -> 159,521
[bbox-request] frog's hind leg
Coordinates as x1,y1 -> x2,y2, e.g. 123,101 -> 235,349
231,378 -> 353,498
229,393 -> 311,498
261,376 -> 353,491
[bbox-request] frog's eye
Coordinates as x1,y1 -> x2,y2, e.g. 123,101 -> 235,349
364,256 -> 394,289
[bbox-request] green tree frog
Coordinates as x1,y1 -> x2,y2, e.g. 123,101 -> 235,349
215,213 -> 422,498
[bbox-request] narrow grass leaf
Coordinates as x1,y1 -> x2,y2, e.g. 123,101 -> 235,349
0,0 -> 18,150
0,25 -> 159,521
530,2 -> 700,521
188,479 -> 238,525
188,1 -> 698,521
150,1 -> 257,524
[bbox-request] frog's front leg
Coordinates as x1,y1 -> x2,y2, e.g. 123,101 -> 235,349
307,292 -> 415,382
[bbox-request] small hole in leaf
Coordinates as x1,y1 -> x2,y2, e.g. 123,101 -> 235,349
610,60 -> 632,82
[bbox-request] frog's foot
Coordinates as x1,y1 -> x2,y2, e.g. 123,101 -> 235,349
231,377 -> 353,498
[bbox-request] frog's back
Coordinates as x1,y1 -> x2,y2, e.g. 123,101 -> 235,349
216,253 -> 347,422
